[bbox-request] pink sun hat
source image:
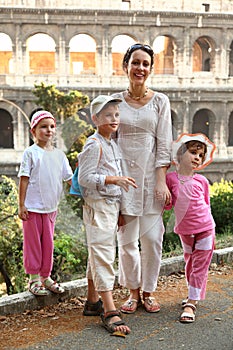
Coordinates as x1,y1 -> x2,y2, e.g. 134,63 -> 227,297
30,110 -> 55,130
172,133 -> 216,170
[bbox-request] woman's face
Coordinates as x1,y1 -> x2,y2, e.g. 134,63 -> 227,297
124,49 -> 152,86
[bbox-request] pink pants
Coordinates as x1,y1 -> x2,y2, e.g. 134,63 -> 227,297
22,211 -> 57,277
179,228 -> 215,300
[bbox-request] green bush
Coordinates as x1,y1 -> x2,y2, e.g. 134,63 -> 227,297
210,179 -> 233,233
52,232 -> 88,282
0,176 -> 25,294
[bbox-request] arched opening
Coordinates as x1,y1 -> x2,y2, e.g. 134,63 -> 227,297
111,35 -> 136,75
69,34 -> 96,75
229,41 -> 233,76
192,109 -> 215,138
153,36 -> 174,74
27,33 -> 56,74
0,109 -> 13,148
192,36 -> 215,72
228,112 -> 233,146
0,33 -> 13,74
171,110 -> 178,140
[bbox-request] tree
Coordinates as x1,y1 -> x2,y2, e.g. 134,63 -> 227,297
33,82 -> 89,121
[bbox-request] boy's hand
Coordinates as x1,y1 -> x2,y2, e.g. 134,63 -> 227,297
116,176 -> 137,192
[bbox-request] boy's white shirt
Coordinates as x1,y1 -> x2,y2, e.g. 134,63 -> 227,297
18,143 -> 73,213
78,132 -> 122,201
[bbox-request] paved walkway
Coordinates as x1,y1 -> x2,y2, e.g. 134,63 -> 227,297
1,247 -> 233,350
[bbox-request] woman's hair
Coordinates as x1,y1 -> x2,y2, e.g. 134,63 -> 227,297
177,140 -> 207,164
122,43 -> 154,69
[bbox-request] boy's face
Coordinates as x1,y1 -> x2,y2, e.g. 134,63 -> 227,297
93,103 -> 120,138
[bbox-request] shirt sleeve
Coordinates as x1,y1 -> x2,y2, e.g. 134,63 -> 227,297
62,156 -> 73,182
18,149 -> 32,177
155,93 -> 173,168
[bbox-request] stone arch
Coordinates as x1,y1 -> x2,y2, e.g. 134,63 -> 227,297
0,33 -> 13,74
228,112 -> 233,146
153,35 -> 175,74
0,109 -> 13,148
69,34 -> 96,75
192,108 -> 215,139
111,34 -> 136,75
26,33 -> 56,74
192,36 -> 216,72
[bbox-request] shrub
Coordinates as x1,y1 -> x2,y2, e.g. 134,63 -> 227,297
0,176 -> 25,294
210,179 -> 233,233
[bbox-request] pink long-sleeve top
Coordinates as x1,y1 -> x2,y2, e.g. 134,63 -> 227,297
165,171 -> 215,235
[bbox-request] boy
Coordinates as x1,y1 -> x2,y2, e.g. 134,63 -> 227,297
78,95 -> 137,335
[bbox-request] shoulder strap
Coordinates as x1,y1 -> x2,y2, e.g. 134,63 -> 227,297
89,137 -> 102,164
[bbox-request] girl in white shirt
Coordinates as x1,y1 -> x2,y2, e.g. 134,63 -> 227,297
18,110 -> 73,296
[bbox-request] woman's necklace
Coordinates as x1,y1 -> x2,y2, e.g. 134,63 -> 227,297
177,172 -> 194,184
127,87 -> 149,100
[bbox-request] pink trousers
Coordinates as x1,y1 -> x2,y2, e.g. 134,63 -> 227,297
22,211 -> 57,277
179,228 -> 215,300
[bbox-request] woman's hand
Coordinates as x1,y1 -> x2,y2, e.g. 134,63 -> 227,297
155,184 -> 171,205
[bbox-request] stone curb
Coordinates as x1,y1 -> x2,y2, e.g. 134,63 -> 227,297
0,247 -> 232,316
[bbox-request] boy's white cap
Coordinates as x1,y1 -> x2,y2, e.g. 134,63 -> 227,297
30,110 -> 55,130
172,133 -> 216,170
90,95 -> 122,116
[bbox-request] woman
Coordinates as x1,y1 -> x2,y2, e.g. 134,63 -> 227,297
112,43 -> 173,313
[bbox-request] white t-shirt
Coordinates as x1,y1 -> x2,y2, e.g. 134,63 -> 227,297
18,144 -> 73,213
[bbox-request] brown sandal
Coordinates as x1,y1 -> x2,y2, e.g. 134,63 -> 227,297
100,310 -> 130,335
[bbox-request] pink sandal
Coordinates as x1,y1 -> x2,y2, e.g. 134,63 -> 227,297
43,278 -> 65,294
143,297 -> 160,313
120,298 -> 142,314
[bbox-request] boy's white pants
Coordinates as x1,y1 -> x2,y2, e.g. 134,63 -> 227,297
117,214 -> 164,292
83,198 -> 120,292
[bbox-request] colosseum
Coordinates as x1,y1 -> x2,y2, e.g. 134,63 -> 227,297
0,0 -> 233,182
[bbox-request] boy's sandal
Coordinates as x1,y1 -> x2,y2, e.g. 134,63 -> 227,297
83,298 -> 104,316
29,279 -> 49,296
179,303 -> 196,323
120,298 -> 142,314
43,279 -> 65,294
143,297 -> 160,313
100,310 -> 130,336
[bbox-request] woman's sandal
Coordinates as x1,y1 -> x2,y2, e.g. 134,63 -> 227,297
83,298 -> 104,316
179,303 -> 196,323
43,278 -> 65,294
100,310 -> 130,336
143,297 -> 160,313
120,298 -> 142,314
28,279 -> 49,296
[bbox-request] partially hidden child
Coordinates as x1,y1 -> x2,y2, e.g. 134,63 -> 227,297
18,110 -> 73,296
78,95 -> 137,336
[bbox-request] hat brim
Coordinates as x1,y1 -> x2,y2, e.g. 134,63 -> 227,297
172,133 -> 216,170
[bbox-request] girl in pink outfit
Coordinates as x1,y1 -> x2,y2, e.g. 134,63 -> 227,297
162,133 -> 216,323
18,110 -> 73,296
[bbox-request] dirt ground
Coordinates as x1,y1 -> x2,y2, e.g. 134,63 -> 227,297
1,263 -> 232,350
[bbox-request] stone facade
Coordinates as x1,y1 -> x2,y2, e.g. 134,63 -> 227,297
0,1 -> 233,182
